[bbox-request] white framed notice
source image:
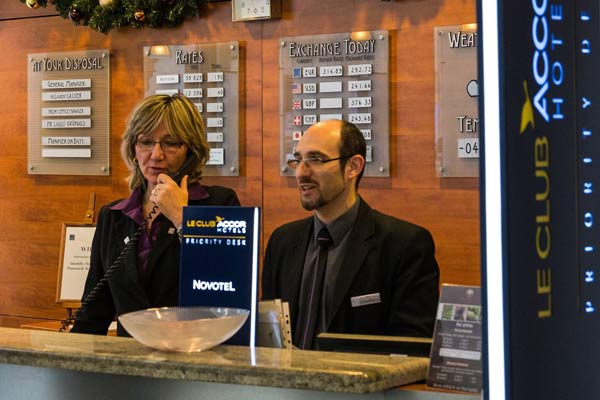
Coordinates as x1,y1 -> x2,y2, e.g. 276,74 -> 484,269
55,223 -> 96,305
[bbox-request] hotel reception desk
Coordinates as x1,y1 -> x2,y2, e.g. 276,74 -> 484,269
0,327 -> 478,400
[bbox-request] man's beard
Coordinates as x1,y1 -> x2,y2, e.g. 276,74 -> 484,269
301,194 -> 325,211
299,182 -> 345,211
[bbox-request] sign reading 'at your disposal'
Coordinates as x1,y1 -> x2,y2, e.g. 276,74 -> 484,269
27,49 -> 110,176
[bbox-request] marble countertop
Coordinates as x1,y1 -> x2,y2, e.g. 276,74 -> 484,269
0,326 -> 429,394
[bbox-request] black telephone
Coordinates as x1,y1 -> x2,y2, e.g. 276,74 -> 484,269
168,152 -> 197,184
61,154 -> 197,332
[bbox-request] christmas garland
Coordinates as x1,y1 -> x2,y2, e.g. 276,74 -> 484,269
21,0 -> 208,34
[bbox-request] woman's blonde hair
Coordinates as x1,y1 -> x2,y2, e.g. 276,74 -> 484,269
121,94 -> 210,191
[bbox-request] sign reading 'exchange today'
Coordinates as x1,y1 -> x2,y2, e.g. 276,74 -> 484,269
279,30 -> 390,178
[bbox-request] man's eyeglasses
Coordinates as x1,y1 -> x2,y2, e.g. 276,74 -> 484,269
135,138 -> 183,153
286,155 -> 351,169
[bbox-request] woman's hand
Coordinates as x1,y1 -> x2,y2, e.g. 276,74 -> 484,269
150,174 -> 188,228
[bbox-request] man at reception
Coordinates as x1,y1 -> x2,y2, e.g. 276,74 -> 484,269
262,119 -> 440,350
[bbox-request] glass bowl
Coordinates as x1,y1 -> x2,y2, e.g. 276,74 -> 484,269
118,306 -> 249,352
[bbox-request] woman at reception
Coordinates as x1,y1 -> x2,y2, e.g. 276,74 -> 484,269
71,94 -> 240,336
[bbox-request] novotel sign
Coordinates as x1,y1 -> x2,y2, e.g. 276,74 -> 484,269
192,280 -> 236,292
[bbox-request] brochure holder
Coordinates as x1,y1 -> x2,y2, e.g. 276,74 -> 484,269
426,284 -> 483,393
257,299 -> 292,349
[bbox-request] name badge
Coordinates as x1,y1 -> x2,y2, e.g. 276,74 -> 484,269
351,292 -> 381,308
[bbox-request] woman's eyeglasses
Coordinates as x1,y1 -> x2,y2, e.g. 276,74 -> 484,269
135,139 -> 183,153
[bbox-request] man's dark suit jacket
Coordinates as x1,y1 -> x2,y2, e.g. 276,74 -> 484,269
71,185 -> 239,337
262,199 -> 440,344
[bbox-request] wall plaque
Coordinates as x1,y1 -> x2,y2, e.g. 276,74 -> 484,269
279,31 -> 390,177
434,24 -> 479,178
27,50 -> 110,175
143,43 -> 240,177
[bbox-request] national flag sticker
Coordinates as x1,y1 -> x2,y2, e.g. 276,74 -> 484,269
293,68 -> 302,78
291,83 -> 302,94
292,99 -> 302,110
303,114 -> 317,125
293,131 -> 302,141
293,115 -> 302,126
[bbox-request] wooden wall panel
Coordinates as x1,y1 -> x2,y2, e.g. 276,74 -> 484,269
0,0 -> 478,325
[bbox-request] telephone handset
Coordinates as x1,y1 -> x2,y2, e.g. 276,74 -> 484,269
61,154 -> 197,332
167,153 -> 197,184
